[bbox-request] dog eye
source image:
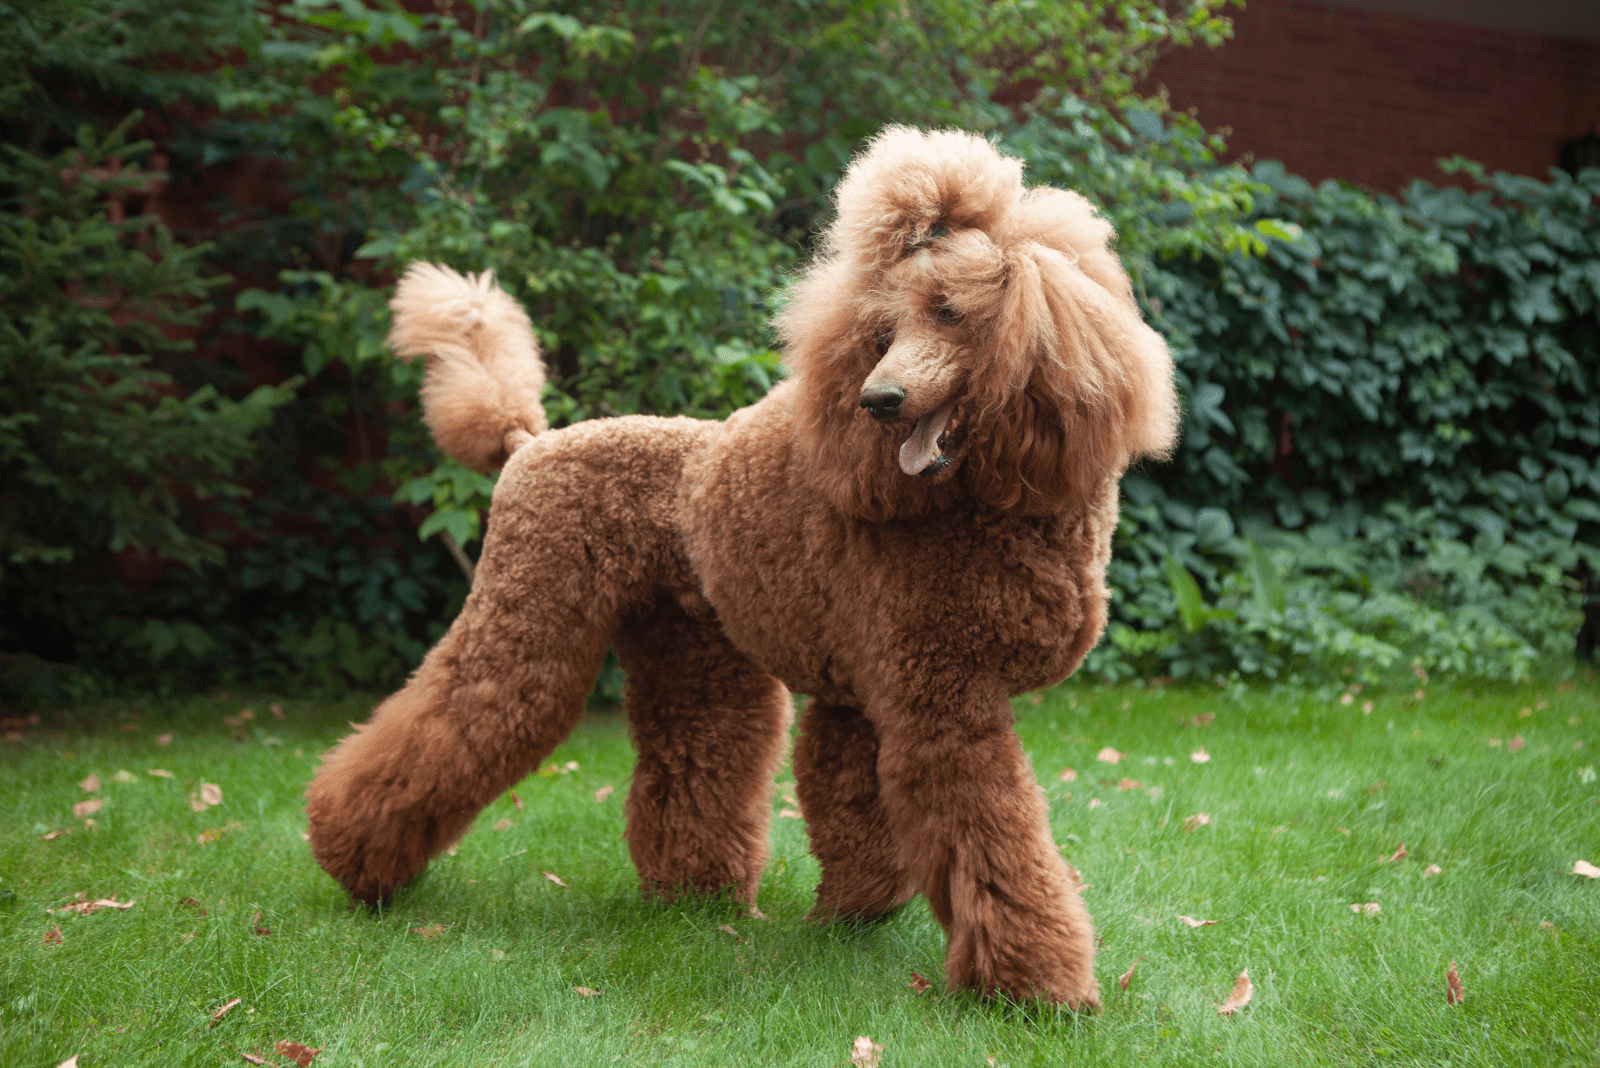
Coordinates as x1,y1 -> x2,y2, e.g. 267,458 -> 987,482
936,304 -> 964,325
873,326 -> 895,356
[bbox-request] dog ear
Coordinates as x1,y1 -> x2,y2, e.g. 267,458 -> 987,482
962,235 -> 1177,512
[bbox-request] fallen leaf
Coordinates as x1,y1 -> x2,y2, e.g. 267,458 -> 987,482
147,768 -> 174,779
238,1050 -> 270,1066
719,924 -> 741,938
1573,860 -> 1600,878
1217,969 -> 1253,1015
1183,812 -> 1212,832
1350,902 -> 1381,915
72,798 -> 102,819
1096,747 -> 1123,764
1507,735 -> 1525,753
850,1035 -> 883,1068
1088,798 -> 1102,809
155,732 -> 173,746
252,908 -> 272,936
542,871 -> 569,888
409,924 -> 449,938
1059,767 -> 1078,783
1118,959 -> 1142,989
573,986 -> 600,997
201,783 -> 223,806
493,818 -> 512,831
565,760 -> 579,772
1340,693 -> 1354,706
82,818 -> 98,832
79,773 -> 101,792
42,830 -> 65,841
49,896 -> 135,916
595,784 -> 614,802
907,972 -> 931,994
1423,864 -> 1442,878
1362,701 -> 1373,714
1191,748 -> 1211,764
1447,960 -> 1464,1005
779,807 -> 802,819
187,793 -> 208,812
198,828 -> 225,844
1191,712 -> 1215,727
1117,778 -> 1140,790
1178,915 -> 1216,927
42,927 -> 62,946
511,791 -> 524,810
55,1058 -> 77,1068
269,702 -> 284,720
210,997 -> 242,1028
274,1040 -> 321,1067
181,896 -> 209,916
1383,843 -> 1408,863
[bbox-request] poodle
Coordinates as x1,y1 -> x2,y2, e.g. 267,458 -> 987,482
305,126 -> 1178,1007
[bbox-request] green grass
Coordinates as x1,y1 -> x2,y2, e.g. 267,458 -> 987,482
3,666 -> 1599,1067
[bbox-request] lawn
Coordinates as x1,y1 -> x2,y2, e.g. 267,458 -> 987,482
3,665 -> 1598,1067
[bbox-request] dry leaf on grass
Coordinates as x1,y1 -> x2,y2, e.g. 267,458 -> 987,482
1217,969 -> 1253,1015
907,973 -> 931,994
1507,735 -> 1525,753
235,1047 -> 270,1065
1350,903 -> 1382,915
1117,778 -> 1141,791
201,783 -> 223,806
409,924 -> 449,938
1118,959 -> 1142,989
542,871 -> 569,888
1573,860 -> 1600,878
72,799 -> 102,819
252,908 -> 272,936
1096,747 -> 1123,764
1191,748 -> 1211,764
54,1057 -> 77,1068
1183,813 -> 1212,832
269,702 -> 285,720
274,1040 -> 321,1067
112,770 -> 137,784
492,818 -> 512,831
595,784 -> 614,802
42,927 -> 62,946
1059,767 -> 1078,783
573,986 -> 600,997
1447,960 -> 1464,1005
850,1035 -> 884,1068
181,897 -> 209,916
210,998 -> 242,1028
1382,843 -> 1408,863
1178,915 -> 1216,927
779,807 -> 802,819
79,773 -> 101,792
155,732 -> 173,746
1191,712 -> 1215,727
49,896 -> 135,916
511,791 -> 524,810
41,830 -> 65,841
1423,864 -> 1442,877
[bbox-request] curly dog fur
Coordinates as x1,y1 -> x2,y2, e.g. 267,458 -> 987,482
305,127 -> 1178,1007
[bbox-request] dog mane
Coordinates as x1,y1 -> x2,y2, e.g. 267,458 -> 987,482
776,126 -> 1179,520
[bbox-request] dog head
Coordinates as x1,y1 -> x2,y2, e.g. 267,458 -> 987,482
778,127 -> 1179,520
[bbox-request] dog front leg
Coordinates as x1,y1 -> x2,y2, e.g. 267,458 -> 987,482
872,678 -> 1100,1009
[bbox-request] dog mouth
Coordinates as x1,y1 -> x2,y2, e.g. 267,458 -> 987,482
897,403 -> 966,477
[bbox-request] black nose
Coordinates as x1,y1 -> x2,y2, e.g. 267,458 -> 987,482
860,385 -> 906,421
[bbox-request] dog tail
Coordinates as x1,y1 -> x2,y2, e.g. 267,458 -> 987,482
387,262 -> 548,472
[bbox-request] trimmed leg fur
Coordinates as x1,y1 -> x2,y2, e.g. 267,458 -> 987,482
873,678 -> 1100,1009
616,600 -> 792,904
792,702 -> 911,921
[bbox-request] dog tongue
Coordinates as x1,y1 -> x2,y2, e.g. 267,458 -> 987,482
899,404 -> 956,476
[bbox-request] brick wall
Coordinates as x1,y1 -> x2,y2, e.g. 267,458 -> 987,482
1142,0 -> 1600,192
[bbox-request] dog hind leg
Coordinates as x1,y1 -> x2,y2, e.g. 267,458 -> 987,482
792,702 -> 912,921
615,600 -> 792,905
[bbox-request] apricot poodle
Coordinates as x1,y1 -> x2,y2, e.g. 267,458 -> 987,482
305,126 -> 1178,1007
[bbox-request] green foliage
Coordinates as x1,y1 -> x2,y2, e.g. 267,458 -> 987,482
0,119 -> 295,577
